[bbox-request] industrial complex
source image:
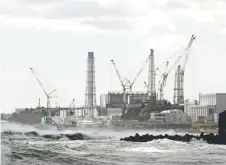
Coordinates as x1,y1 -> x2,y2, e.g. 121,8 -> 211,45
5,34 -> 226,131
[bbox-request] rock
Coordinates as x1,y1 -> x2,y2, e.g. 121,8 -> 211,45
42,134 -> 62,140
64,133 -> 85,140
121,110 -> 226,145
121,133 -> 226,145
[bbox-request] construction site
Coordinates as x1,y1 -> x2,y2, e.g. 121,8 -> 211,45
8,34 -> 199,129
101,35 -> 196,121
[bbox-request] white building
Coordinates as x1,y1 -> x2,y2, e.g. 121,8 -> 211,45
100,92 -> 148,108
100,94 -> 108,108
185,93 -> 226,123
184,100 -> 199,116
150,109 -> 187,123
184,100 -> 199,122
189,105 -> 216,122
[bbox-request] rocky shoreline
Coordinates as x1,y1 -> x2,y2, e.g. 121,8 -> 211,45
121,110 -> 226,145
120,132 -> 226,145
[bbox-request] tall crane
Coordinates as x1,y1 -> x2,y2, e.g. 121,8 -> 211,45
110,60 -> 129,116
30,68 -> 57,116
173,34 -> 196,104
157,55 -> 182,100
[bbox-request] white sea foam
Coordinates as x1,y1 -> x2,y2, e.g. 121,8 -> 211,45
1,144 -> 12,165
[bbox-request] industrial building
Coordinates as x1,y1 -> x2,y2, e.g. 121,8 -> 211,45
100,92 -> 148,116
149,109 -> 187,123
184,99 -> 199,121
185,93 -> 226,123
100,92 -> 148,108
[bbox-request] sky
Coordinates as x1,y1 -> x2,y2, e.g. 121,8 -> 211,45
0,0 -> 226,113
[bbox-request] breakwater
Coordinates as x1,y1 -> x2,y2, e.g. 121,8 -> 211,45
121,110 -> 226,145
120,132 -> 226,145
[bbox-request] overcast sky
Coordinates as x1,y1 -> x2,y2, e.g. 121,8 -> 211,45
1,0 -> 226,113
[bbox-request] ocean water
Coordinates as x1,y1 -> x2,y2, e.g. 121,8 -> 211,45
1,122 -> 226,165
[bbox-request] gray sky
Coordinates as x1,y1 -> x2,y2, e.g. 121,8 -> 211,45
1,0 -> 226,113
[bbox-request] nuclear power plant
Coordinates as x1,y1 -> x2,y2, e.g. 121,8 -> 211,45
7,34 -> 226,131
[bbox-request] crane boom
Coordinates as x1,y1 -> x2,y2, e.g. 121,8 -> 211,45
158,55 -> 182,100
110,60 -> 125,90
167,55 -> 182,75
30,68 -> 48,96
183,34 -> 196,72
30,68 -> 57,112
129,56 -> 149,91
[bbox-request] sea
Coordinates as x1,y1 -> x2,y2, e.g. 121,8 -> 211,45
1,121 -> 226,165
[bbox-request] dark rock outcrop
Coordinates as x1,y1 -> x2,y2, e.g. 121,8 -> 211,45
120,110 -> 226,145
120,132 -> 226,145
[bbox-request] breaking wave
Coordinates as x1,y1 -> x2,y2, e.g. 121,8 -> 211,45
1,121 -> 189,142
1,144 -> 12,165
2,131 -> 89,141
1,122 -> 226,165
1,122 -> 115,141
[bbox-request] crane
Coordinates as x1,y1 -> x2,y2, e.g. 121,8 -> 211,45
110,60 -> 129,116
182,34 -> 196,73
176,34 -> 196,104
30,68 -> 57,116
157,55 -> 182,100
